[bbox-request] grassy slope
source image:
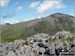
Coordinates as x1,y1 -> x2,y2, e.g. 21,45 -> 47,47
1,14 -> 75,42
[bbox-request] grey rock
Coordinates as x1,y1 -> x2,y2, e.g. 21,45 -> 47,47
45,47 -> 55,55
33,33 -> 49,42
26,52 -> 35,56
0,32 -> 74,56
55,31 -> 73,39
54,40 -> 64,49
27,37 -> 34,44
65,41 -> 70,51
21,45 -> 32,54
6,51 -> 16,56
32,46 -> 45,55
0,43 -> 5,54
13,39 -> 25,48
38,42 -> 48,49
34,33 -> 49,38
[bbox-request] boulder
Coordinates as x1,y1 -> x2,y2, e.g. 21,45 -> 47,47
26,52 -> 36,56
55,31 -> 73,39
21,45 -> 32,54
33,33 -> 49,38
6,51 -> 16,56
32,46 -> 45,55
27,37 -> 34,44
33,33 -> 49,41
65,41 -> 70,51
45,47 -> 55,55
32,42 -> 39,47
54,40 -> 64,49
38,43 -> 48,49
14,39 -> 25,48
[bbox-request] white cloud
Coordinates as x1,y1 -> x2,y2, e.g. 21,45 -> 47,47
6,20 -> 20,24
0,0 -> 10,8
17,6 -> 23,11
29,1 -> 40,8
37,0 -> 66,14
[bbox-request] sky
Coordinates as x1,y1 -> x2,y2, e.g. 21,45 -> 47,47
0,0 -> 74,24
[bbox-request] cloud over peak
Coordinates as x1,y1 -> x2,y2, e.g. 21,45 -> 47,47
36,0 -> 66,14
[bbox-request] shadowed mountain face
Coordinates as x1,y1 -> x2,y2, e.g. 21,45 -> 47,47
1,13 -> 75,42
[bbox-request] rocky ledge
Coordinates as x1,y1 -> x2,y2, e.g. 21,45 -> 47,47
0,31 -> 75,56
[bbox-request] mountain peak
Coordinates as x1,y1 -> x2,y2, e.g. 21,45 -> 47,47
49,13 -> 74,18
50,13 -> 65,16
52,12 -> 64,15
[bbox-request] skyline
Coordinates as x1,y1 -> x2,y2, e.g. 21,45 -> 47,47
1,0 -> 74,24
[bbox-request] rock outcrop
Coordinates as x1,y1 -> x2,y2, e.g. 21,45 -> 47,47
0,31 -> 75,56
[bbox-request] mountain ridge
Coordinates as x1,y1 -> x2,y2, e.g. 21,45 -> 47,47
1,13 -> 75,42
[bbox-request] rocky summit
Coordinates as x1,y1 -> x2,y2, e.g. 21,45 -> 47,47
0,31 -> 75,56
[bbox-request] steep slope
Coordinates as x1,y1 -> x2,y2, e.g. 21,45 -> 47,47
1,13 -> 75,42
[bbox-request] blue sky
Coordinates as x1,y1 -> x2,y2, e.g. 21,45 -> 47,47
1,0 -> 74,24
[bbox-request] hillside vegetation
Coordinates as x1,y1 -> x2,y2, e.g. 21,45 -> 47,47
1,13 -> 75,42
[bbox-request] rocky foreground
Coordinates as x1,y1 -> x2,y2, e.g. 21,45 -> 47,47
0,31 -> 75,56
